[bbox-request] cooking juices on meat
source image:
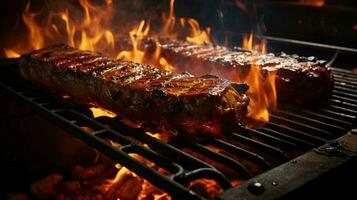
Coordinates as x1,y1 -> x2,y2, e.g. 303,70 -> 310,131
133,38 -> 334,104
18,44 -> 250,136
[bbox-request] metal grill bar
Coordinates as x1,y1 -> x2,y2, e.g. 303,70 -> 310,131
286,106 -> 353,127
171,137 -> 253,179
269,114 -> 332,139
258,127 -> 315,148
226,131 -> 290,160
233,127 -> 297,148
210,139 -> 272,170
272,109 -> 346,134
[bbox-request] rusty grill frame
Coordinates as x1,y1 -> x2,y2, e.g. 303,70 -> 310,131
0,35 -> 357,199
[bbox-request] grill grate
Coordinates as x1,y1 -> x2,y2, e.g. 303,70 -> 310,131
0,58 -> 357,199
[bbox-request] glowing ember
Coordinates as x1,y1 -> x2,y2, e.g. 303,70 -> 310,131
159,57 -> 176,72
109,148 -> 172,200
189,179 -> 224,197
89,107 -> 117,118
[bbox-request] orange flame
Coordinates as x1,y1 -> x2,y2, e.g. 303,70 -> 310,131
89,107 -> 117,118
109,139 -> 171,200
161,0 -> 176,37
117,0 -> 211,72
186,18 -> 212,45
116,19 -> 177,73
22,2 -> 44,50
242,33 -> 276,123
298,0 -> 325,6
4,0 -> 115,58
4,49 -> 21,58
189,179 -> 224,197
116,20 -> 150,63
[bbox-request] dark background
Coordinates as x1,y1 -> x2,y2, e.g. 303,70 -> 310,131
1,0 -> 357,54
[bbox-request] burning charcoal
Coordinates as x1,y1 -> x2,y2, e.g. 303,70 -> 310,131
5,192 -> 30,200
71,164 -> 105,181
189,184 -> 212,200
30,173 -> 63,200
105,173 -> 143,200
57,181 -> 81,194
55,192 -> 105,200
189,179 -> 224,200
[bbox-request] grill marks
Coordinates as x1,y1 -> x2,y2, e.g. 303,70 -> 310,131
18,44 -> 250,135
145,38 -> 334,104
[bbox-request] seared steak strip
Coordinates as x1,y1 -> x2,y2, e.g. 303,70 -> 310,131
18,44 -> 249,135
137,38 -> 334,104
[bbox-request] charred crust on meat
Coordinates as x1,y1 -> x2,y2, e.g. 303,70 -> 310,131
145,38 -> 333,104
152,89 -> 166,99
201,74 -> 219,79
168,99 -> 184,113
111,90 -> 122,101
18,44 -> 250,135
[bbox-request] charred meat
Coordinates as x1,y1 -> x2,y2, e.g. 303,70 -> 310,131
138,38 -> 334,104
18,44 -> 249,135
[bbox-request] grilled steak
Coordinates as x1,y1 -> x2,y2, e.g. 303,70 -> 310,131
18,44 -> 249,136
133,38 -> 334,104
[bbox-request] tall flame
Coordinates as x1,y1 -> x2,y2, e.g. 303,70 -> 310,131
116,19 -> 176,72
242,33 -> 276,123
161,0 -> 176,37
161,0 -> 211,44
116,20 -> 150,63
117,0 -> 211,72
186,18 -> 212,45
22,2 -> 44,50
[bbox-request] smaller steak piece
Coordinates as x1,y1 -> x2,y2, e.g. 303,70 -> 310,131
142,38 -> 334,104
18,44 -> 249,136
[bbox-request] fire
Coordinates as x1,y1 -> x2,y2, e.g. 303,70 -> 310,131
242,33 -> 266,54
161,0 -> 176,37
109,141 -> 172,200
4,0 -> 115,58
189,179 -> 224,197
117,0 -> 211,72
298,0 -> 325,6
161,0 -> 211,45
89,108 -> 172,199
4,49 -> 20,58
22,2 -> 44,50
89,107 -> 117,118
159,57 -> 176,72
116,20 -> 150,63
116,19 -> 177,73
242,33 -> 276,123
186,18 -> 212,45
3,0 -> 276,124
